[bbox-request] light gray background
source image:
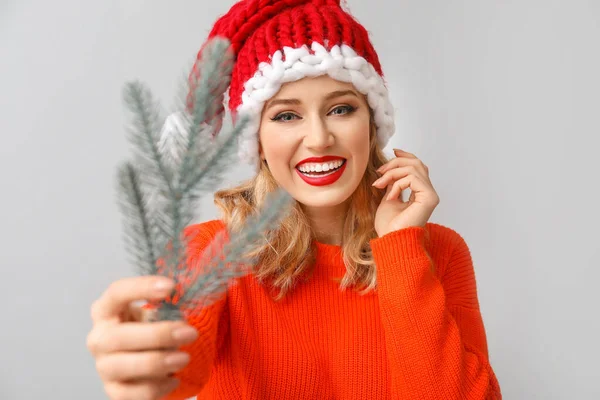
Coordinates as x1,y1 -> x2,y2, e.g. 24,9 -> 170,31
1,0 -> 599,399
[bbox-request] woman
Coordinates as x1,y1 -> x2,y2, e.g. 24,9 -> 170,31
86,0 -> 502,399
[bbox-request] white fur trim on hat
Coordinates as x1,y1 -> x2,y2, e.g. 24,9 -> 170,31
235,41 -> 395,169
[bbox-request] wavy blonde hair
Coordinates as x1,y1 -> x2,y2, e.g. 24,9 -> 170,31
214,110 -> 388,300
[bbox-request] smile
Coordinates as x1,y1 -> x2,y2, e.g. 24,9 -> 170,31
295,160 -> 347,186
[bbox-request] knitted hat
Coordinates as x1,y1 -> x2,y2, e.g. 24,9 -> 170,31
176,0 -> 395,169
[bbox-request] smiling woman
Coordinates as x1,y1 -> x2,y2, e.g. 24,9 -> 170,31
86,1 -> 502,399
214,74 -> 388,296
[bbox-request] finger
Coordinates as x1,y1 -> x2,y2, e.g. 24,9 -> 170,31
104,377 -> 180,400
97,350 -> 190,381
383,182 -> 393,197
387,176 -> 411,201
372,166 -> 418,188
393,148 -> 417,158
377,156 -> 407,173
376,150 -> 410,173
393,165 -> 429,185
91,276 -> 175,323
379,157 -> 427,176
387,174 -> 429,202
89,321 -> 198,354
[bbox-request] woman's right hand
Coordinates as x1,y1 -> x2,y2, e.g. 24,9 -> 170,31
86,276 -> 199,400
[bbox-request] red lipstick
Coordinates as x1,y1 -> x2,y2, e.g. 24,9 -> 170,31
295,157 -> 347,187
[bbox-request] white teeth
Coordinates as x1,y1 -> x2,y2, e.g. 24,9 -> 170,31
297,160 -> 344,173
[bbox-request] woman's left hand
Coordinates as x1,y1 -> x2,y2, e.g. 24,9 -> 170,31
373,149 -> 440,237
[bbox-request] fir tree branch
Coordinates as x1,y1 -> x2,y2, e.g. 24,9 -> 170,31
122,82 -> 186,258
116,162 -> 158,275
150,38 -> 236,277
122,81 -> 175,197
116,36 -> 294,322
177,37 -> 234,192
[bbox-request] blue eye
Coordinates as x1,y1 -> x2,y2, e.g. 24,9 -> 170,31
330,105 -> 356,115
271,112 -> 299,122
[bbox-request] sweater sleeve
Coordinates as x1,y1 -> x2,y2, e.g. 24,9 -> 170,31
158,220 -> 230,400
369,226 -> 502,400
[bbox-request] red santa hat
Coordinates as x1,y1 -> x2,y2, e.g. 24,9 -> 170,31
177,0 -> 395,168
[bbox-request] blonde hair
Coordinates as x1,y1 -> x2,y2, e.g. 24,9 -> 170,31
214,112 -> 388,301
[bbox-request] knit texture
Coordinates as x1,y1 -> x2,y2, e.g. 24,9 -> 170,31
162,219 -> 502,400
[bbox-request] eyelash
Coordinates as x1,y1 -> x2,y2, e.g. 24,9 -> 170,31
270,105 -> 357,122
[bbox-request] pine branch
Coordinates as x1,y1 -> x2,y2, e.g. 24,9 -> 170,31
122,81 -> 174,196
122,82 -> 183,256
177,37 -> 234,192
151,38 -> 237,274
115,37 -> 293,322
116,162 -> 158,275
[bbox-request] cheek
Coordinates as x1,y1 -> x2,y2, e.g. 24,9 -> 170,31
347,123 -> 371,157
266,141 -> 293,166
260,128 -> 295,167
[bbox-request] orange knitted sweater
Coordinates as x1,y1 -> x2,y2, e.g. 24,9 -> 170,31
162,219 -> 501,399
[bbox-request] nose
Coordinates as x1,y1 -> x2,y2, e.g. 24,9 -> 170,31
303,114 -> 334,151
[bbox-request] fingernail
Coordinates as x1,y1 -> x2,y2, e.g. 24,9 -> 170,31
164,352 -> 190,367
173,326 -> 198,342
393,148 -> 402,152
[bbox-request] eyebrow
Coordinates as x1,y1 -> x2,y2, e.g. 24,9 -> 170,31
264,90 -> 358,111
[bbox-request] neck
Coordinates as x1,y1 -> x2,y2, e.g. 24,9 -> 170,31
301,200 -> 350,246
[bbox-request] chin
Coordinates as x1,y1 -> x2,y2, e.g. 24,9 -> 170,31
294,190 -> 354,208
290,175 -> 362,209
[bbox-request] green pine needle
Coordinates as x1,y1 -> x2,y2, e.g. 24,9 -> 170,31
116,162 -> 159,275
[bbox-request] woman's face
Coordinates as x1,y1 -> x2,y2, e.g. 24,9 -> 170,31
258,75 -> 371,208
